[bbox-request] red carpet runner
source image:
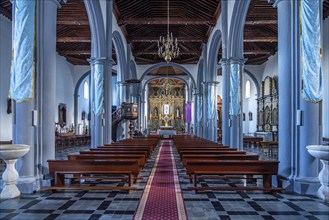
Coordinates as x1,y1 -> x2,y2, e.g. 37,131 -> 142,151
134,140 -> 187,220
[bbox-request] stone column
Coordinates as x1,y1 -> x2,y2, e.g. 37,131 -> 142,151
294,0 -> 321,194
220,0 -> 230,146
229,59 -> 244,150
116,81 -> 127,140
203,81 -> 219,142
103,0 -> 113,144
103,59 -> 113,144
221,58 -> 230,146
10,0 -> 37,193
323,14 -> 329,138
273,0 -> 294,182
89,58 -> 106,147
194,93 -> 203,137
38,0 -> 61,174
13,0 -> 61,193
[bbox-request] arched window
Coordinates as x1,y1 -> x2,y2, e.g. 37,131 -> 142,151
245,80 -> 251,98
83,81 -> 89,100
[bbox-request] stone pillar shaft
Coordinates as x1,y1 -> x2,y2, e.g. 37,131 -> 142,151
221,59 -> 230,146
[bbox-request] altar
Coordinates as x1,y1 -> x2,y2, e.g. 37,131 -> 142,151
157,126 -> 176,136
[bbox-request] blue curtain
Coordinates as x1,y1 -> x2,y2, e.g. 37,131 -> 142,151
196,95 -> 202,123
207,84 -> 216,119
301,0 -> 322,102
10,0 -> 35,102
229,63 -> 241,115
94,63 -> 104,116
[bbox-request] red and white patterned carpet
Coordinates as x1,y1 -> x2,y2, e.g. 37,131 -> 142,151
134,140 -> 187,220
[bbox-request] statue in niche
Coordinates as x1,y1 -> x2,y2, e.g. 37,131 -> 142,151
176,107 -> 181,118
249,112 -> 253,121
153,107 -> 158,118
58,103 -> 67,128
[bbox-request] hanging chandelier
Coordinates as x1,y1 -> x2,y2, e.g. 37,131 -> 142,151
158,0 -> 179,63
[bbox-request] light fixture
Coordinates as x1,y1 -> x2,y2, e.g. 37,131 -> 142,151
158,0 -> 179,62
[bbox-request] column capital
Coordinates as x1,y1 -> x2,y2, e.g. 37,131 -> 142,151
106,58 -> 115,66
202,81 -> 219,86
268,0 -> 283,8
219,58 -> 229,66
229,58 -> 247,65
116,81 -> 127,86
88,57 -> 107,65
53,0 -> 67,9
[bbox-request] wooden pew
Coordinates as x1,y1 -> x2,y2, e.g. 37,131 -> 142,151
68,154 -> 146,168
178,150 -> 245,160
185,160 -> 280,193
100,145 -> 153,155
90,147 -> 150,157
182,154 -> 259,166
47,159 -> 140,190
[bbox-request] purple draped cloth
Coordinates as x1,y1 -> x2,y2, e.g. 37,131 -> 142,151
185,103 -> 191,123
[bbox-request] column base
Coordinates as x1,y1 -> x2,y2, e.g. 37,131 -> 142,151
16,176 -> 41,193
293,177 -> 321,197
277,176 -> 321,197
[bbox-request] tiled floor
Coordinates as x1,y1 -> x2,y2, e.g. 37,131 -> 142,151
1,142 -> 328,220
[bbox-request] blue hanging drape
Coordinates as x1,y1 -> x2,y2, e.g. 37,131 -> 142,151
301,0 -> 322,102
229,63 -> 241,115
94,63 -> 104,116
207,84 -> 216,120
10,0 -> 35,102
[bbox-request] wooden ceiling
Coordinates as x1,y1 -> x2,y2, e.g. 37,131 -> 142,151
114,0 -> 220,65
148,66 -> 187,76
243,0 -> 278,65
1,0 -> 329,66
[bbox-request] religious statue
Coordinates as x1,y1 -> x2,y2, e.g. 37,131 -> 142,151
153,107 -> 158,117
176,107 -> 181,118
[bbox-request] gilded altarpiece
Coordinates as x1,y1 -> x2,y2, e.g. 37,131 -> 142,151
256,76 -> 278,141
148,79 -> 185,131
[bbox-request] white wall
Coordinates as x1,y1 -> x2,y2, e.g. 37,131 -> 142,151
0,16 -> 12,141
56,55 -> 75,127
112,76 -> 119,107
242,74 -> 257,134
260,53 -> 278,80
77,77 -> 90,134
216,75 -> 223,97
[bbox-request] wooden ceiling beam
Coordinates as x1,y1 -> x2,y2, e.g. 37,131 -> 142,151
118,18 -> 216,26
57,20 -> 89,25
129,37 -> 206,43
245,20 -> 277,25
244,50 -> 273,55
0,7 -> 11,20
60,50 -> 91,55
244,37 -> 277,43
180,57 -> 200,63
57,37 -> 91,43
246,55 -> 270,64
135,57 -> 158,63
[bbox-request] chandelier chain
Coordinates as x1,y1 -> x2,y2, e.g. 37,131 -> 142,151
157,0 -> 179,63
